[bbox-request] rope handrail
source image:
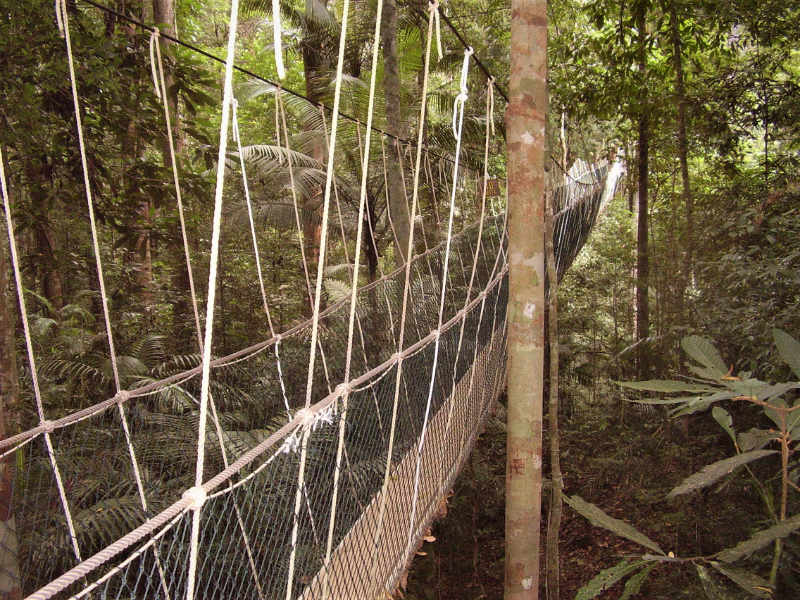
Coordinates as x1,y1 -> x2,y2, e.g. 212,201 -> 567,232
0,213 -> 504,453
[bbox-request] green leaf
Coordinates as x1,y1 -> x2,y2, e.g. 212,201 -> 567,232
619,563 -> 656,600
575,559 -> 645,600
667,450 -> 777,498
717,513 -> 800,563
712,406 -> 736,446
773,328 -> 800,379
565,495 -> 664,554
738,428 -> 776,452
682,336 -> 728,378
710,562 -> 773,598
695,564 -> 734,600
616,380 -> 716,393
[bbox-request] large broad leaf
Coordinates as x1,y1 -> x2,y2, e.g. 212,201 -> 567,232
712,406 -> 736,446
710,563 -> 773,598
616,380 -> 716,393
682,336 -> 728,378
619,563 -> 656,600
575,559 -> 645,600
667,450 -> 777,498
773,328 -> 800,379
738,428 -> 776,452
717,513 -> 800,563
565,495 -> 664,554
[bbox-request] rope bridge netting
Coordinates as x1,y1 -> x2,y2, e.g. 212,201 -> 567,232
0,1 -> 618,598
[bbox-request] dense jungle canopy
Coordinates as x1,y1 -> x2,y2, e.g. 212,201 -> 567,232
0,0 -> 798,598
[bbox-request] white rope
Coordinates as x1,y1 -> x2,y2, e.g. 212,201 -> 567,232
271,0 -> 286,79
432,0 -> 443,61
369,2 -> 437,594
322,0 -> 384,595
150,29 -> 204,349
452,47 -> 473,137
186,1 -> 239,598
406,45 -> 471,551
1,146 -> 82,563
286,0 -> 351,594
54,14 -> 170,596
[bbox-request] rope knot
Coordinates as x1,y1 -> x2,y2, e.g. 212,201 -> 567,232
54,0 -> 66,38
334,383 -> 350,397
42,420 -> 56,434
182,486 -> 207,511
295,407 -> 315,428
149,29 -> 162,100
114,390 -> 131,405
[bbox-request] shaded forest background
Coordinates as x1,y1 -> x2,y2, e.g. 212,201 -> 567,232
0,0 -> 798,598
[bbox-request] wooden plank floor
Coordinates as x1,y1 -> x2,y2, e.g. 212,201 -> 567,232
299,327 -> 505,600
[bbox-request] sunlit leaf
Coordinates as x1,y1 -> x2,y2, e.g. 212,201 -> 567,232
682,336 -> 728,378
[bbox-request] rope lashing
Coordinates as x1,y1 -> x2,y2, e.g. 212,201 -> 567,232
453,47 -> 473,137
272,0 -> 286,79
431,0 -> 443,62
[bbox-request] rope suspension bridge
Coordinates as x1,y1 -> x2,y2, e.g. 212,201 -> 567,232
0,1 -> 619,598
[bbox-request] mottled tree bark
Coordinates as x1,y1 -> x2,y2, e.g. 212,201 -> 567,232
381,0 -> 410,265
505,1 -> 547,598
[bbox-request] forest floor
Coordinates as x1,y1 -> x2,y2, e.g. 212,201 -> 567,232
403,385 -> 767,599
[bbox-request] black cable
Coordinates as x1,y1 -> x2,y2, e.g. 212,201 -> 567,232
412,5 -> 510,104
77,0 -> 466,168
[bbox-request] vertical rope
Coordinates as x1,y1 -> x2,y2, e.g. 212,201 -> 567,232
406,46 -> 472,550
439,77 -> 495,491
186,1 -> 240,598
151,29 -> 204,349
322,1 -> 384,596
285,0 -> 351,595
369,2 -> 438,594
0,147 -> 82,563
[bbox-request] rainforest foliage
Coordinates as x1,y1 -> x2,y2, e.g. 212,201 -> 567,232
0,0 -> 798,598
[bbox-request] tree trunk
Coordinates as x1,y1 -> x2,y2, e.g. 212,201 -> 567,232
0,206 -> 22,600
635,1 -> 650,379
381,0 -> 410,265
667,0 -> 692,294
544,192 -> 562,600
505,1 -> 547,598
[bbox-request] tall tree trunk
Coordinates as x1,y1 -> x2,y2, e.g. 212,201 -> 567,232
544,192 -> 562,600
0,211 -> 21,600
506,1 -> 547,598
381,0 -> 410,264
667,0 -> 692,293
635,1 -> 650,379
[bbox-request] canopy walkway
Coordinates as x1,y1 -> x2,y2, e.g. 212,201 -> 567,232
0,2 -> 619,599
